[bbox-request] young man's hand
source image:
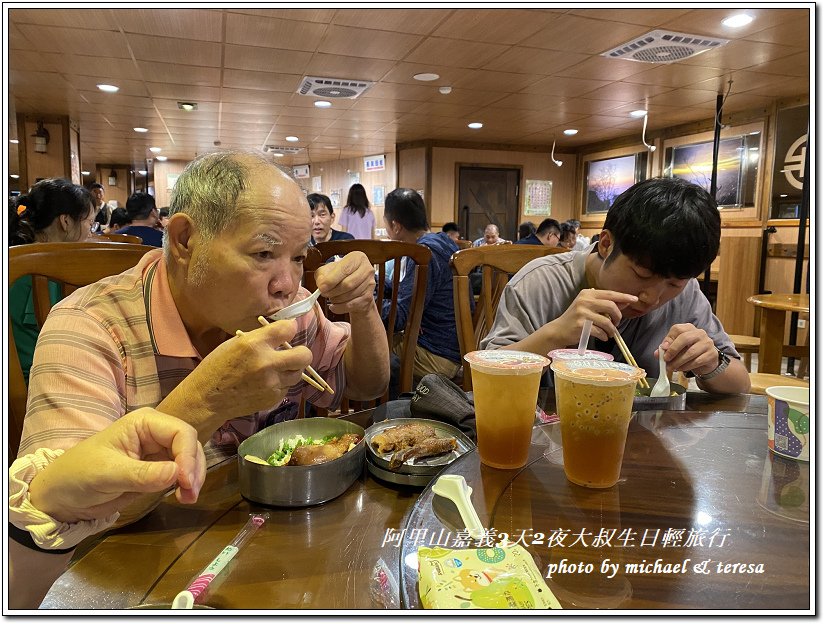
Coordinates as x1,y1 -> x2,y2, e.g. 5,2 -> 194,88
554,288 -> 638,342
658,323 -> 718,375
315,251 -> 378,315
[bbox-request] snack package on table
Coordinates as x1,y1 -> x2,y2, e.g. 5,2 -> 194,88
418,545 -> 562,609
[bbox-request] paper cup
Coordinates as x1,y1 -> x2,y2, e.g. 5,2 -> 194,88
766,386 -> 810,462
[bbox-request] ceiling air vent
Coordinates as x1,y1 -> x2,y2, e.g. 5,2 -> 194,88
601,30 -> 729,64
265,146 -> 302,154
297,76 -> 374,99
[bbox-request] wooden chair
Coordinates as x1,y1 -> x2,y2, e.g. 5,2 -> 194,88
450,244 -> 568,390
8,241 -> 155,461
302,239 -> 431,415
95,232 -> 144,244
749,373 -> 809,395
455,239 -> 472,250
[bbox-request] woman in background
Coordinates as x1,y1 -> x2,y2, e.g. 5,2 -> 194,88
9,178 -> 95,382
338,183 -> 375,240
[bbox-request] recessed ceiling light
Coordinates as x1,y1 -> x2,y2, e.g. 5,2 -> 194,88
272,153 -> 285,157
81,170 -> 90,176
97,84 -> 119,92
177,102 -> 198,111
10,139 -> 19,144
149,147 -> 162,153
630,110 -> 648,118
134,127 -> 148,133
722,14 -> 754,28
413,73 -> 440,81
563,129 -> 579,136
10,174 -> 19,179
467,122 -> 483,129
155,155 -> 168,161
285,136 -> 299,142
314,100 -> 332,108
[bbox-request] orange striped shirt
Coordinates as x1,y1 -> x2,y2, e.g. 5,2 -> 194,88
20,249 -> 350,466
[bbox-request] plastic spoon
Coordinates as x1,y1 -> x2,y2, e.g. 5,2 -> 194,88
266,289 -> 321,322
432,475 -> 484,539
577,319 -> 593,356
649,345 -> 671,398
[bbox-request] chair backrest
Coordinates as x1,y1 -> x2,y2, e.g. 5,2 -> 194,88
95,232 -> 144,244
302,239 -> 431,414
450,244 -> 568,390
8,241 -> 155,461
455,239 -> 472,250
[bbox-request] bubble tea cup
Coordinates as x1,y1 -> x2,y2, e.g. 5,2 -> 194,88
465,350 -> 550,469
551,359 -> 646,488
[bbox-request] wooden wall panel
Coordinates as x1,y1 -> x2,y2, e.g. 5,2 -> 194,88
716,236 -> 762,335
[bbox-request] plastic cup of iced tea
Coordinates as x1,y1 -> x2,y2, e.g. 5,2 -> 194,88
464,350 -> 550,469
548,348 -> 614,362
551,359 -> 646,488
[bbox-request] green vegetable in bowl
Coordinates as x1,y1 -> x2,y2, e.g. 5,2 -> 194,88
266,434 -> 336,466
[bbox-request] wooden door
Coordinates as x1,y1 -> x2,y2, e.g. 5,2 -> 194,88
458,166 -> 520,243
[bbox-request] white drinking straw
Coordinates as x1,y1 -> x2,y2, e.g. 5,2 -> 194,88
577,319 -> 593,356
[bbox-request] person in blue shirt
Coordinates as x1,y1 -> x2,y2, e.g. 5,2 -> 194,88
514,217 -> 562,247
307,193 -> 355,246
116,192 -> 163,247
382,188 -> 463,386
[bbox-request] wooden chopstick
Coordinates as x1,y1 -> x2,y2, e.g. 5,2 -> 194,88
256,316 -> 335,394
235,329 -> 328,394
613,331 -> 650,389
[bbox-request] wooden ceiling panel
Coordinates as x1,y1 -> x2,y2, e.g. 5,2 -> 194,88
319,25 -> 421,61
145,83 -> 221,101
750,53 -> 809,79
9,8 -> 119,30
429,88 -> 504,108
492,93 -> 569,111
362,82 -> 439,102
115,8 -> 222,41
528,14 -> 649,55
543,98 -> 629,116
304,53 -> 395,82
575,80 -> 672,102
227,8 -> 336,23
271,115 -> 331,129
221,89 -> 292,105
657,8 -> 809,39
331,8 -> 451,35
620,63 -> 727,89
404,37 -> 509,69
10,50 -> 59,73
644,88 -> 719,108
743,16 -> 810,47
136,62 -> 221,87
431,8 -> 557,44
285,93 -> 356,111
126,33 -> 222,67
325,119 -> 387,132
451,70 -> 549,94
380,62 -> 466,87
224,45 -> 313,74
521,75 -> 613,98
222,69 -> 303,93
14,24 -> 128,57
349,98 -> 420,114
405,102 -> 483,119
79,92 -> 155,108
335,109 -> 400,124
552,55 -> 647,82
741,77 -> 809,99
224,12 -> 327,50
567,8 -> 692,27
153,99 -> 220,114
680,40 -> 803,71
391,114 -> 452,128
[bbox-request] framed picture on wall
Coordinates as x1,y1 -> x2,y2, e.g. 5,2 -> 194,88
583,152 -> 648,214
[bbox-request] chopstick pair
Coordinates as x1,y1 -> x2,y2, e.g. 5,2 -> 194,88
613,331 -> 650,389
256,315 -> 335,394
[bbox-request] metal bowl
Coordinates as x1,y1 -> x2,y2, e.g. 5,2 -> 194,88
633,380 -> 688,410
237,417 -> 365,507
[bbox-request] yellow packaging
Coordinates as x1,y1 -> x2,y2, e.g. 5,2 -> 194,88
418,545 -> 562,609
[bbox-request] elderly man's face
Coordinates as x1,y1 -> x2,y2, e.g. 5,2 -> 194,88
185,165 -> 312,334
484,228 -> 500,245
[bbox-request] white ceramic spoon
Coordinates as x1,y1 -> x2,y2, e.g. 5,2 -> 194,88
266,289 -> 321,322
432,475 -> 484,539
649,346 -> 671,398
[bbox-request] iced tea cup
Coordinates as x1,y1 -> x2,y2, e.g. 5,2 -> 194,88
465,350 -> 550,469
548,348 -> 614,362
551,359 -> 646,488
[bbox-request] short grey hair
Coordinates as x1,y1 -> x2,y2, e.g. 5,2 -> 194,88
162,149 -> 297,254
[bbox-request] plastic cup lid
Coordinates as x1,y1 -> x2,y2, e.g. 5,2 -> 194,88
550,358 -> 645,383
464,349 -> 550,372
548,348 -> 614,361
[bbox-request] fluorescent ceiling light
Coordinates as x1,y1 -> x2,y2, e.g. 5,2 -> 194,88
722,14 -> 754,28
413,73 -> 440,81
285,136 -> 299,142
155,155 -> 168,161
314,100 -> 332,108
467,122 -> 483,129
134,127 -> 148,133
630,110 -> 648,118
149,147 -> 162,153
563,129 -> 579,135
97,84 -> 119,92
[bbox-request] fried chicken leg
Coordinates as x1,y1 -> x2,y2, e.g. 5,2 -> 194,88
370,423 -> 437,454
388,437 -> 458,470
288,433 -> 361,466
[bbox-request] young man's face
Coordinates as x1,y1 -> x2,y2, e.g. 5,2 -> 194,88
594,233 -> 690,319
311,204 -> 334,243
446,230 -> 460,242
182,166 -> 311,334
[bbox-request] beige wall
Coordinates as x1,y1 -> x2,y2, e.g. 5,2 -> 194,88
94,165 -> 131,208
152,160 -> 187,208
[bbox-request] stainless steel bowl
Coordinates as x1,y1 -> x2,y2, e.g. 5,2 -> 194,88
237,418 -> 365,507
633,380 -> 688,410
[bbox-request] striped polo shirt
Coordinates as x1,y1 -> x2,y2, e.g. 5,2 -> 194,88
19,249 -> 350,467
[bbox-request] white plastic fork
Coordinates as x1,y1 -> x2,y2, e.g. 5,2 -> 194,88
649,346 -> 671,398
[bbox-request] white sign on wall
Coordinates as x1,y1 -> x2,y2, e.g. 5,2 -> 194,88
293,164 -> 310,179
364,154 -> 385,172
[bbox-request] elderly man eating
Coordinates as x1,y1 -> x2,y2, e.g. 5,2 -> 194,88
12,150 -> 389,531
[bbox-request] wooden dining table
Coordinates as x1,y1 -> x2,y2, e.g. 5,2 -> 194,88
747,293 -> 810,374
40,392 -> 810,611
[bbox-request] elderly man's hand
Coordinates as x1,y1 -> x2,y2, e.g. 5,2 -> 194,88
314,251 -> 378,315
28,408 -> 206,523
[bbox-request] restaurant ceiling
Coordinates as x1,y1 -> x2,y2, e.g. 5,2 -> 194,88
5,6 -> 811,178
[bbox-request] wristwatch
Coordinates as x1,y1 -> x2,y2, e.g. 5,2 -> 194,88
685,348 -> 731,381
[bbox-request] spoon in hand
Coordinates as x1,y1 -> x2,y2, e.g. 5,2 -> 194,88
266,289 -> 321,322
649,345 -> 671,398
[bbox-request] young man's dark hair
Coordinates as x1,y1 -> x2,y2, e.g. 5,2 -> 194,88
536,218 -> 560,237
108,207 -> 130,230
566,219 -> 581,230
90,182 -> 104,191
518,221 -> 536,240
603,177 -> 720,279
125,192 -> 157,220
384,188 -> 429,231
307,193 -> 334,214
441,222 -> 459,234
